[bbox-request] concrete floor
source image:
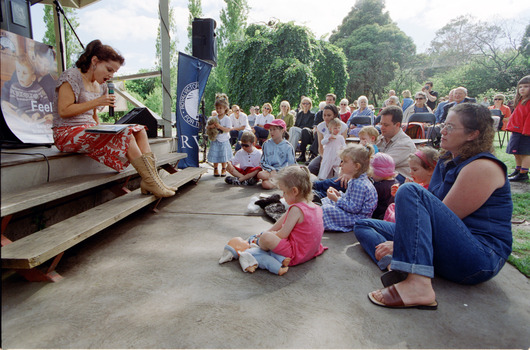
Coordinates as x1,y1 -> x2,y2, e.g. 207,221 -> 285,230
2,168 -> 529,349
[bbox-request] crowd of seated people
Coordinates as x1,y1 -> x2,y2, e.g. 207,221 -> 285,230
207,77 -> 527,307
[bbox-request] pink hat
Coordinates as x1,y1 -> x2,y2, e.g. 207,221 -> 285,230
265,119 -> 286,130
371,152 -> 396,178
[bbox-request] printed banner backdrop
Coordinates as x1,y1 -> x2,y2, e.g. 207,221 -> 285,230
176,52 -> 212,168
1,29 -> 57,144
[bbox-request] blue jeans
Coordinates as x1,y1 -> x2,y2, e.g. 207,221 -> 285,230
229,130 -> 244,146
354,219 -> 395,270
247,247 -> 286,275
354,183 -> 506,285
253,126 -> 269,142
312,177 -> 347,199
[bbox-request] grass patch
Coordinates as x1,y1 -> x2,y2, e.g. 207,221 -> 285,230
508,229 -> 530,277
493,139 -> 529,276
512,192 -> 530,221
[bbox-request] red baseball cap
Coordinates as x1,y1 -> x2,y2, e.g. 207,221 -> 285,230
264,119 -> 286,130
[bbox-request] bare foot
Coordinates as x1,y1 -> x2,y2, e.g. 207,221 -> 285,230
371,274 -> 436,306
282,257 -> 291,267
245,265 -> 257,273
278,266 -> 288,276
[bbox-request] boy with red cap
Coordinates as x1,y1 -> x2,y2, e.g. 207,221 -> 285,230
257,119 -> 296,189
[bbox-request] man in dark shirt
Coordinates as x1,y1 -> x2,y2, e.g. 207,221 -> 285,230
422,81 -> 438,111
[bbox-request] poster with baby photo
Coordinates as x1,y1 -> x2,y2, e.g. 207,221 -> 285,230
1,29 -> 57,144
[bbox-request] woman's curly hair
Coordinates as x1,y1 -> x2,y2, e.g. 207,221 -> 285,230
441,103 -> 494,162
75,40 -> 124,73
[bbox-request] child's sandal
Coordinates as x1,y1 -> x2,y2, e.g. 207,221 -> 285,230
214,168 -> 220,177
221,168 -> 227,177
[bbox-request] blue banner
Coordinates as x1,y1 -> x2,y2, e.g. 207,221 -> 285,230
176,52 -> 212,168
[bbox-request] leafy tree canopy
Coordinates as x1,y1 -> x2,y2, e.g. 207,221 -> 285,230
42,5 -> 82,69
330,0 -> 415,105
224,22 -> 348,112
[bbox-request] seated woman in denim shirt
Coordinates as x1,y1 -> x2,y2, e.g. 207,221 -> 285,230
354,103 -> 512,310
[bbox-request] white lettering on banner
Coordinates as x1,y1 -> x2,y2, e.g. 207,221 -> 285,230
31,100 -> 52,113
181,135 -> 192,149
180,135 -> 201,149
178,82 -> 200,128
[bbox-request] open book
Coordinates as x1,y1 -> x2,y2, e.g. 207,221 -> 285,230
85,124 -> 133,134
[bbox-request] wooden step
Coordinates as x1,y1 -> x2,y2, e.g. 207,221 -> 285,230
1,153 -> 186,217
2,166 -> 207,270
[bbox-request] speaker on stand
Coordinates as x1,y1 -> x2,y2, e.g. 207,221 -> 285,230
192,18 -> 217,66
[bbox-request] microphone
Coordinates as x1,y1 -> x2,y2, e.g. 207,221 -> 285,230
107,81 -> 115,117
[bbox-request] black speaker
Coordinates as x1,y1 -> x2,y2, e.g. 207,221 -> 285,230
116,107 -> 158,138
192,18 -> 217,66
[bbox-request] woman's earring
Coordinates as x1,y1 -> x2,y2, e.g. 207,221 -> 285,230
92,64 -> 96,70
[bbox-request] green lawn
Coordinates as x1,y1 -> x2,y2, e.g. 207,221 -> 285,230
493,134 -> 529,277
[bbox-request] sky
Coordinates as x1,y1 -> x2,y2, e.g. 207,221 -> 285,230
29,0 -> 530,75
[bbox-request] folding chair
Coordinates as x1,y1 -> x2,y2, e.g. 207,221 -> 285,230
490,109 -> 507,148
407,113 -> 437,147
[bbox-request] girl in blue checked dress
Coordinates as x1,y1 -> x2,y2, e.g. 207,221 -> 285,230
321,144 -> 378,232
207,93 -> 233,177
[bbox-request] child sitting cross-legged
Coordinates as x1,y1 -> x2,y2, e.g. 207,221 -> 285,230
321,144 -> 378,232
257,165 -> 327,267
257,119 -> 296,189
225,131 -> 262,186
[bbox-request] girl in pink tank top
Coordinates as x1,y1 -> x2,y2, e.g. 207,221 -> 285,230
258,166 -> 326,266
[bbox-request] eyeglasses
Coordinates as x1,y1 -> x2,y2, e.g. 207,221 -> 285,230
281,105 -> 287,108
241,143 -> 251,148
415,97 -> 425,100
340,103 -> 347,105
494,98 -> 503,101
442,124 -> 466,133
263,107 -> 270,110
302,102 -> 310,105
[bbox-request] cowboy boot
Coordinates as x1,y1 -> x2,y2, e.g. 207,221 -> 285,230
130,155 -> 175,198
144,152 -> 178,191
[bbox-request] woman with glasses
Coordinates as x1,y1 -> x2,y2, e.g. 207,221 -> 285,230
253,103 -> 275,145
355,103 -> 512,310
402,91 -> 433,124
346,95 -> 375,136
488,94 -> 511,132
289,97 -> 315,156
339,98 -> 351,123
229,105 -> 251,147
276,100 -> 294,131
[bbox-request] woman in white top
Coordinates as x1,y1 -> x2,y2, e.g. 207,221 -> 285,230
253,102 -> 275,145
229,104 -> 250,146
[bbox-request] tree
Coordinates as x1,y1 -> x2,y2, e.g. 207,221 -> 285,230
186,0 -> 203,54
217,0 -> 249,48
42,4 -> 83,69
203,0 -> 249,113
521,24 -> 530,59
224,22 -> 348,111
428,15 -> 480,67
330,0 -> 415,105
425,16 -> 530,98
